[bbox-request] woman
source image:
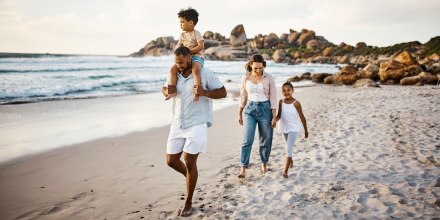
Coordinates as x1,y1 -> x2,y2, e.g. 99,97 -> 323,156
238,54 -> 277,178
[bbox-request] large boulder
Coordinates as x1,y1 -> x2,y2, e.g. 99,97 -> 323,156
357,63 -> 379,80
355,42 -> 367,50
300,72 -> 312,80
353,78 -> 375,88
339,55 -> 350,64
230,24 -> 247,47
379,59 -> 406,82
322,47 -> 333,57
272,49 -> 286,63
265,33 -> 279,48
334,65 -> 359,85
323,75 -> 334,84
287,32 -> 300,45
418,72 -> 439,84
312,73 -> 333,83
203,31 -> 214,40
297,31 -> 315,46
400,76 -> 421,86
213,32 -> 226,41
306,40 -> 318,50
279,33 -> 289,43
251,34 -> 265,49
203,45 -> 247,61
394,51 -> 418,66
204,40 -> 221,49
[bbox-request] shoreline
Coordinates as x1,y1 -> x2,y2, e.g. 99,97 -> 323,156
0,85 -> 439,219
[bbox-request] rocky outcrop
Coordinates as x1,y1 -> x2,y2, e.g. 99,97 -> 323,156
230,24 -> 247,47
379,51 -> 422,82
357,63 -> 379,80
264,33 -> 279,48
129,36 -> 176,57
353,78 -> 376,88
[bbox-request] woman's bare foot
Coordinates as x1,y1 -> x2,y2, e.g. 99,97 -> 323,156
238,167 -> 246,178
179,203 -> 193,217
261,164 -> 268,174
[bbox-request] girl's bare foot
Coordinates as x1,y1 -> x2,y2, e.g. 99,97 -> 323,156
282,172 -> 288,178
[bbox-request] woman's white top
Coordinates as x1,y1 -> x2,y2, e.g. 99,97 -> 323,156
280,101 -> 303,133
246,81 -> 269,102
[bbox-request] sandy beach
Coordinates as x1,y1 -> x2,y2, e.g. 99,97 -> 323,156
0,85 -> 439,219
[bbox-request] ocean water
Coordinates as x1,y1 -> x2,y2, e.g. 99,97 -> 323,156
0,55 -> 340,104
0,55 -> 340,163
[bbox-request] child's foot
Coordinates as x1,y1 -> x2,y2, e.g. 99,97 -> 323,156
282,172 -> 289,178
165,85 -> 176,100
165,92 -> 177,100
192,93 -> 199,102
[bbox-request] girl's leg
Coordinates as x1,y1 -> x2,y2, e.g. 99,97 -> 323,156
165,64 -> 179,100
283,132 -> 298,177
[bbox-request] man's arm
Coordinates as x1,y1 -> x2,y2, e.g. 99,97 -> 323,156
194,86 -> 227,99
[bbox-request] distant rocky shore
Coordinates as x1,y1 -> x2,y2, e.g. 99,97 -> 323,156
130,24 -> 440,86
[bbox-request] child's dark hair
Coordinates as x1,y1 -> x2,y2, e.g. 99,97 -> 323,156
174,46 -> 191,56
245,54 -> 267,72
282,81 -> 294,89
178,8 -> 199,25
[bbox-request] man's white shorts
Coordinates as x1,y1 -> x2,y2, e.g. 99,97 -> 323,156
166,123 -> 208,154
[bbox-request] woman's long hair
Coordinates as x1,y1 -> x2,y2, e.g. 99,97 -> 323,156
245,54 -> 266,73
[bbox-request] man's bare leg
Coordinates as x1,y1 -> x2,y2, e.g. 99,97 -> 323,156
166,152 -> 187,177
180,152 -> 199,217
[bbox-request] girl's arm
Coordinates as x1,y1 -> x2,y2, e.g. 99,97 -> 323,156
294,101 -> 308,138
276,99 -> 282,122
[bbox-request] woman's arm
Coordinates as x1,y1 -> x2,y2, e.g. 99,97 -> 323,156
294,101 -> 308,138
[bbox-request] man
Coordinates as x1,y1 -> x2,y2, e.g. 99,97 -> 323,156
162,46 -> 227,217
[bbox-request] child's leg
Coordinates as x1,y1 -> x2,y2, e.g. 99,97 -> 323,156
165,64 -> 179,100
191,61 -> 202,101
282,132 -> 298,177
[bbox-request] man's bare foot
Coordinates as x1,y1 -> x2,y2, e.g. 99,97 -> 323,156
165,92 -> 177,100
179,204 -> 193,217
282,172 -> 288,178
261,164 -> 268,174
238,167 -> 246,178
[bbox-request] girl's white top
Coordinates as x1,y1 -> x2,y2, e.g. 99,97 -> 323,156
246,81 -> 269,102
280,101 -> 303,133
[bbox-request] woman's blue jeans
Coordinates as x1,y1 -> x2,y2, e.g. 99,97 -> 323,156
241,100 -> 273,168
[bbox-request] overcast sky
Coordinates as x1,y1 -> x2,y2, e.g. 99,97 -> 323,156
0,0 -> 439,55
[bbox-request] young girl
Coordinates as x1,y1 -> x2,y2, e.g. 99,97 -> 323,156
276,82 -> 309,178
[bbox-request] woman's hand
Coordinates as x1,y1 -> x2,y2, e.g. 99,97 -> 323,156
271,117 -> 277,128
238,115 -> 243,125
